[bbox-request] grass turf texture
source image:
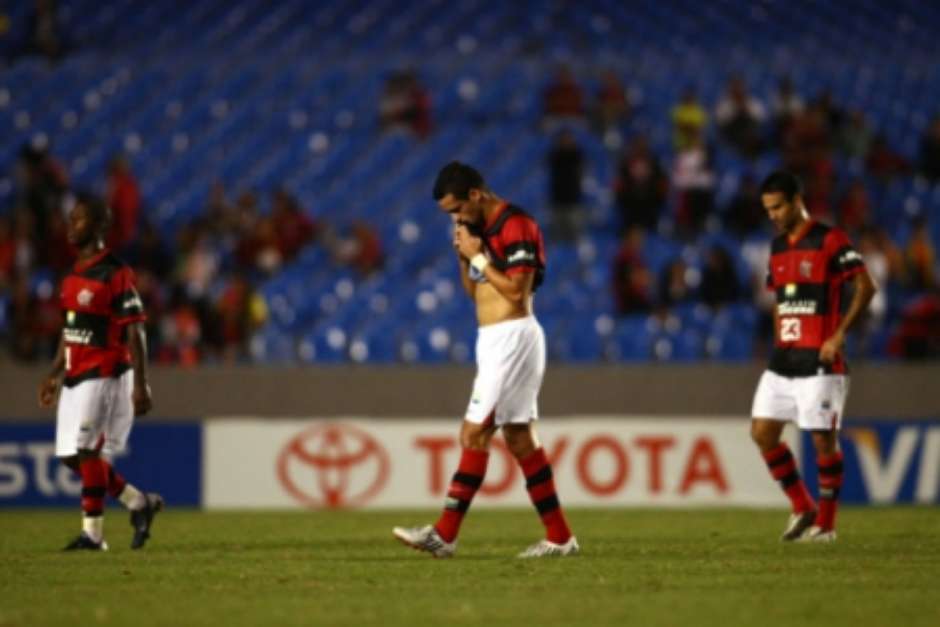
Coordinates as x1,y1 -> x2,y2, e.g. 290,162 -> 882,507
1,508 -> 938,627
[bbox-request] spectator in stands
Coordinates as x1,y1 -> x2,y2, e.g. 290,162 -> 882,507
857,228 -> 890,345
11,209 -> 36,278
919,116 -> 940,182
889,293 -> 940,360
783,105 -> 836,220
813,89 -> 846,137
770,76 -> 804,145
543,65 -> 586,129
106,155 -> 141,251
157,286 -> 203,366
866,133 -> 911,181
593,70 -> 631,136
43,201 -> 72,273
250,217 -> 284,276
332,220 -> 384,276
724,174 -> 764,237
0,215 -> 15,288
128,221 -> 173,280
271,188 -> 317,261
26,0 -> 65,62
700,245 -> 740,309
672,129 -> 715,238
379,70 -> 432,138
614,135 -> 668,232
839,110 -> 873,160
658,259 -> 695,309
178,221 -> 220,298
905,217 -> 936,291
216,273 -> 268,363
836,179 -> 871,235
782,103 -> 832,177
15,140 -> 67,251
612,226 -> 652,314
546,130 -> 584,241
715,76 -> 766,158
671,87 -> 708,151
206,181 -> 239,240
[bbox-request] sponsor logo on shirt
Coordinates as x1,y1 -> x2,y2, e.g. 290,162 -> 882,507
507,249 -> 535,263
839,250 -> 862,265
63,328 -> 94,345
777,300 -> 817,315
123,294 -> 143,311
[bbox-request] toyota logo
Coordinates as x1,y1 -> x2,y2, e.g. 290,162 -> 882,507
276,423 -> 390,509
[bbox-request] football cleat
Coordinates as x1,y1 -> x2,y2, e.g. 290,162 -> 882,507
392,524 -> 456,558
796,526 -> 837,543
780,510 -> 817,542
64,533 -> 109,552
130,492 -> 164,550
517,536 -> 580,558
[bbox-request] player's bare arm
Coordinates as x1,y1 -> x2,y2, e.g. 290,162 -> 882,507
819,269 -> 878,364
127,321 -> 153,416
38,335 -> 66,408
452,224 -> 477,299
454,223 -> 533,306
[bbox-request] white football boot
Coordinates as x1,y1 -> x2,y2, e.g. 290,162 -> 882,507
393,525 -> 456,558
796,525 -> 837,543
517,536 -> 580,558
780,510 -> 817,542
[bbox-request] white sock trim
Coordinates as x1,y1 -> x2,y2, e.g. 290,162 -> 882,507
119,484 -> 146,510
82,516 -> 104,543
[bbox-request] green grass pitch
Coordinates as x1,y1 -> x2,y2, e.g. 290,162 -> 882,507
1,508 -> 938,627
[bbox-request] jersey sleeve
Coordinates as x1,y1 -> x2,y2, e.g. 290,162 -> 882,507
111,266 -> 147,325
825,228 -> 866,281
500,216 -> 542,276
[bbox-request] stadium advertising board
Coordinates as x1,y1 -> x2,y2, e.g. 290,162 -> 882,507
803,420 -> 940,505
204,418 -> 798,509
0,422 -> 202,507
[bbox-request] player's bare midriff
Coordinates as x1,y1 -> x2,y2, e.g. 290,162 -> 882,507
474,282 -> 533,327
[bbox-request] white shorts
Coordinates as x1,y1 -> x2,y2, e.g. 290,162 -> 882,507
751,370 -> 849,431
55,371 -> 135,458
465,316 -> 546,426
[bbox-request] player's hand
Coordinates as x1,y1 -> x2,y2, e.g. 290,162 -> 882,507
454,223 -> 483,259
38,376 -> 59,408
819,331 -> 845,364
133,382 -> 153,416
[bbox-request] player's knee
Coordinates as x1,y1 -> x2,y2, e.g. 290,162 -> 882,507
502,427 -> 537,459
459,423 -> 490,450
810,431 -> 839,455
750,421 -> 776,450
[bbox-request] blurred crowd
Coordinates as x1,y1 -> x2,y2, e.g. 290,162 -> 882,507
2,59 -> 938,364
0,141 -> 384,365
538,67 -> 939,359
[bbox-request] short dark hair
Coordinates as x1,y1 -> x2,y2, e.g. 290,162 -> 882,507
432,161 -> 485,200
74,190 -> 111,236
760,170 -> 803,201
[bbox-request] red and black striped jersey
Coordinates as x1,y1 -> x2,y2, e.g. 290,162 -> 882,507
481,202 -> 546,291
766,221 -> 866,377
59,249 -> 146,387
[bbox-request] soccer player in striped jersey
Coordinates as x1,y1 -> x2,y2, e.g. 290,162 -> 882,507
38,192 -> 163,551
393,162 -> 578,558
750,171 -> 876,543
